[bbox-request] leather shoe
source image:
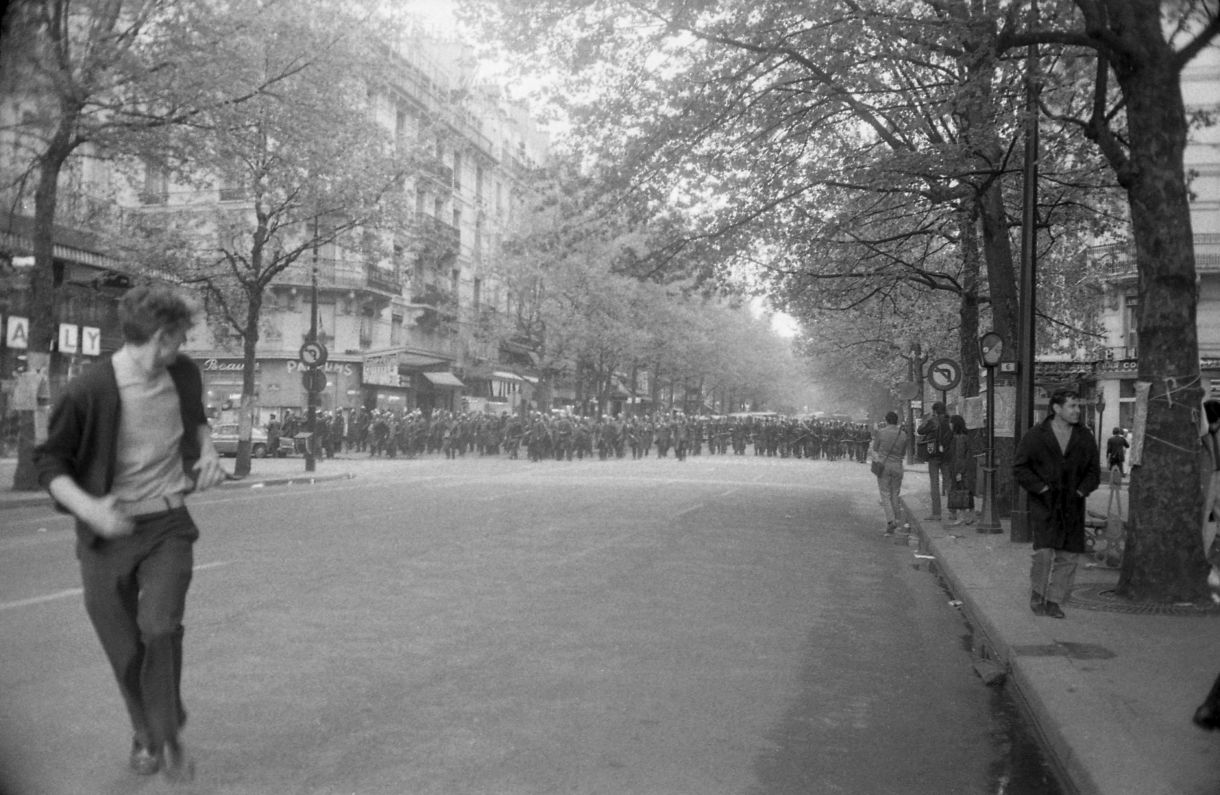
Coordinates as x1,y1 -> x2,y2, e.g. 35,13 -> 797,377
162,740 -> 196,784
1029,593 -> 1047,616
129,740 -> 160,776
1044,601 -> 1066,619
1194,702 -> 1220,731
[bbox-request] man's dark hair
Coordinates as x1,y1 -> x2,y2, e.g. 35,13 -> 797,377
885,411 -> 899,425
1205,400 -> 1220,425
932,401 -> 946,415
119,285 -> 195,344
1048,389 -> 1079,417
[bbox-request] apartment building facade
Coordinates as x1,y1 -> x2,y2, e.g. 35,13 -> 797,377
186,29 -> 550,422
0,21 -> 550,438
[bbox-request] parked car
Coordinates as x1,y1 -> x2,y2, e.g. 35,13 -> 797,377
212,423 -> 268,458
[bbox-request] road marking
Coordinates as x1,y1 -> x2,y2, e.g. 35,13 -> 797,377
0,561 -> 233,612
0,588 -> 83,612
674,504 -> 704,519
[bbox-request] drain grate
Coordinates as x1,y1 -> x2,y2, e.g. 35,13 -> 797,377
1069,582 -> 1220,616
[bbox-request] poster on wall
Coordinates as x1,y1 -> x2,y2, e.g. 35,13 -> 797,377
962,396 -> 985,430
993,385 -> 1016,437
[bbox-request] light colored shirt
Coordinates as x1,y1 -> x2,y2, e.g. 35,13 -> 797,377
110,347 -> 191,504
873,424 -> 908,462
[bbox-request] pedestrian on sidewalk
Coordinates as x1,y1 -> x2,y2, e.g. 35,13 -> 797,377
917,401 -> 952,521
945,414 -> 978,526
1106,426 -> 1129,477
1193,400 -> 1220,731
33,285 -> 227,782
872,411 -> 909,535
1199,400 -> 1220,558
1013,389 -> 1101,619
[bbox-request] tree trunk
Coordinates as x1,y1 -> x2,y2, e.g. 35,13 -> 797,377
13,133 -> 72,491
1111,15 -> 1207,602
234,295 -> 263,477
957,208 -> 982,398
976,184 -> 1020,346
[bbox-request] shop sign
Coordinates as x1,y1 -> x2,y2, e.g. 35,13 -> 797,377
363,353 -> 403,387
202,358 -> 259,372
58,323 -> 79,354
6,315 -> 28,349
285,359 -> 354,376
81,326 -> 101,356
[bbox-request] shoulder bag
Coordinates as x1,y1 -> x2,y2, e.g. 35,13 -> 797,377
871,432 -> 902,477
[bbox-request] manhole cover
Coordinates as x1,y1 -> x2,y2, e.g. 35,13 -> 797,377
1069,582 -> 1220,616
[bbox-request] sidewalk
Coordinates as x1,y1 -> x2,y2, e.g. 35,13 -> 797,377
900,464 -> 1220,795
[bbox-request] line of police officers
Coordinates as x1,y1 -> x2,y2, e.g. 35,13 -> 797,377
266,408 -> 873,464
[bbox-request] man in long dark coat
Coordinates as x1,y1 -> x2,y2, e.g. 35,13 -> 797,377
1013,389 -> 1101,619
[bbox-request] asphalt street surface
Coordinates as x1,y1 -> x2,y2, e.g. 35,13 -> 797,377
0,455 -> 1060,794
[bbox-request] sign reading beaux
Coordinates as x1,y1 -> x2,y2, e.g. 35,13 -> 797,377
202,359 -> 259,372
201,358 -> 355,376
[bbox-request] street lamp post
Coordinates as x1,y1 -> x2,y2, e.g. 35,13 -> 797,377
906,343 -> 929,463
305,255 -> 319,473
978,332 -> 1005,534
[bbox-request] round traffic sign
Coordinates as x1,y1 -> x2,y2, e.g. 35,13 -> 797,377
302,368 -> 328,394
895,381 -> 920,401
927,358 -> 962,391
299,340 -> 328,367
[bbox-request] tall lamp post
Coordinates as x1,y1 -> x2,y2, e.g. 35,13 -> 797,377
305,263 -> 319,473
978,331 -> 1005,534
905,343 -> 929,463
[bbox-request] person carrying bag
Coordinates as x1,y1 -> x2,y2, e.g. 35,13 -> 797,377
871,411 -> 909,535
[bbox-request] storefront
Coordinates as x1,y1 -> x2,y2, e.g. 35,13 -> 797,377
362,349 -> 463,414
490,370 -> 529,415
419,370 -> 464,414
199,355 -> 363,423
361,351 -> 412,411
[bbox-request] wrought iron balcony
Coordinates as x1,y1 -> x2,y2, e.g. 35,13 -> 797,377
278,257 -> 402,297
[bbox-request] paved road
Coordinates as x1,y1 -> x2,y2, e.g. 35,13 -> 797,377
0,456 -> 1057,794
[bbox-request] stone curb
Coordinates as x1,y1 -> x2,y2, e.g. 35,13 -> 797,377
0,472 -> 356,512
900,497 -> 1100,795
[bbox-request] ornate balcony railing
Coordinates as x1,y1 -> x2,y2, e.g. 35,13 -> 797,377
278,257 -> 402,296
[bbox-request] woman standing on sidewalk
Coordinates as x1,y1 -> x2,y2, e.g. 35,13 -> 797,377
872,411 -> 909,536
946,414 -> 978,526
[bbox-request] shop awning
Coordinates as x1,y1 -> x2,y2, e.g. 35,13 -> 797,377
492,370 -> 525,382
423,371 -> 464,388
399,351 -> 450,369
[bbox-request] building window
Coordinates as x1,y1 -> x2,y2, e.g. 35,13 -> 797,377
396,108 -> 409,153
1123,294 -> 1139,353
218,173 -> 245,202
140,160 -> 168,204
391,313 -> 404,346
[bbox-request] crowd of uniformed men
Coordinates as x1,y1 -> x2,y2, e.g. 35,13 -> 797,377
266,409 -> 875,463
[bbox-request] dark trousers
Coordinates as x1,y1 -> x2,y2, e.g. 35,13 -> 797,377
79,507 -> 198,750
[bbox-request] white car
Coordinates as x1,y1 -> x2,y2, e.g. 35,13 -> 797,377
211,423 -> 269,458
